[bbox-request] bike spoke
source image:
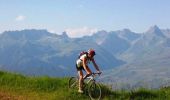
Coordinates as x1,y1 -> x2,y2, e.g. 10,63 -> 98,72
69,73 -> 102,100
69,77 -> 78,89
88,83 -> 101,100
70,81 -> 77,88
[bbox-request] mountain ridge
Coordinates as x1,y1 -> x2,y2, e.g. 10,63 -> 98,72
0,29 -> 124,76
0,25 -> 170,89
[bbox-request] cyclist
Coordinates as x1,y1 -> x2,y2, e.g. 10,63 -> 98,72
76,49 -> 101,93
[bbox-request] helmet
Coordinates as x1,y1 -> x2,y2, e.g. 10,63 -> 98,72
88,49 -> 96,56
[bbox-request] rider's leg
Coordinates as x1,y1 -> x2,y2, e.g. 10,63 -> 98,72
78,70 -> 84,93
83,66 -> 92,79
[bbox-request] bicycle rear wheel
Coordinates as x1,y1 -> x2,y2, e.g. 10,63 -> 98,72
68,77 -> 78,89
88,82 -> 101,100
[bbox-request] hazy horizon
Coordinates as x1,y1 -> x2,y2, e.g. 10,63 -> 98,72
1,0 -> 170,37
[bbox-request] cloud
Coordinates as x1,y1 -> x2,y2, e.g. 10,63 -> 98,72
48,29 -> 56,33
65,27 -> 98,38
15,15 -> 26,21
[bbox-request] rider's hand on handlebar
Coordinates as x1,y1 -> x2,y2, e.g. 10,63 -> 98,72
97,71 -> 102,75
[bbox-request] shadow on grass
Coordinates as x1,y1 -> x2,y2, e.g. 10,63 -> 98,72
130,89 -> 157,99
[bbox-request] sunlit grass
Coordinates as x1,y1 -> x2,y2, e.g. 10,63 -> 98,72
0,71 -> 170,100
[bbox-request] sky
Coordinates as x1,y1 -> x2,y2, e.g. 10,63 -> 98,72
0,0 -> 170,37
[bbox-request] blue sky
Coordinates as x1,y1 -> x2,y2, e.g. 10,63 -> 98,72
0,0 -> 170,37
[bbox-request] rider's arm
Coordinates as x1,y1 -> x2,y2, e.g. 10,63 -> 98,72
82,57 -> 92,79
82,57 -> 90,73
91,58 -> 101,72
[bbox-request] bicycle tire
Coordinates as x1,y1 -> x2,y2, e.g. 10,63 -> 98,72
88,82 -> 101,100
68,77 -> 78,89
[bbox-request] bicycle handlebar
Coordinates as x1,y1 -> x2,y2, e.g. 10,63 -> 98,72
92,72 -> 102,75
83,72 -> 101,79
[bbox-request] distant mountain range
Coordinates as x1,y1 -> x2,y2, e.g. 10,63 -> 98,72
101,25 -> 170,89
0,25 -> 170,89
0,29 -> 124,76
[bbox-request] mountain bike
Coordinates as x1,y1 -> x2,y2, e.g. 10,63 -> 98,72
68,72 -> 102,100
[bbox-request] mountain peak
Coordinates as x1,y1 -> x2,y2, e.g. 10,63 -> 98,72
92,30 -> 108,38
149,25 -> 160,30
147,25 -> 161,33
116,29 -> 132,35
1,29 -> 53,40
122,28 -> 132,33
94,30 -> 108,35
61,31 -> 69,38
146,25 -> 165,37
116,29 -> 140,42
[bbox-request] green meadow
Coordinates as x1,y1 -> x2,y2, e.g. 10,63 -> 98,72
0,71 -> 170,100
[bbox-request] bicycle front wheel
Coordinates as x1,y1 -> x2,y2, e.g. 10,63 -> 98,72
68,77 -> 78,89
88,82 -> 101,100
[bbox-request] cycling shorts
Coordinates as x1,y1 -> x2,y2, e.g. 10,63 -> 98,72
76,64 -> 84,71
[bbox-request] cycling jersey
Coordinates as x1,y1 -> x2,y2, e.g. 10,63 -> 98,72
76,54 -> 90,70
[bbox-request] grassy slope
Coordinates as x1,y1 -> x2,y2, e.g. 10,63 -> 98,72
0,71 -> 170,100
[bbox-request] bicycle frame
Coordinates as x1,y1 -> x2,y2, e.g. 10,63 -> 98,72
69,72 -> 100,88
68,72 -> 102,100
84,73 -> 99,84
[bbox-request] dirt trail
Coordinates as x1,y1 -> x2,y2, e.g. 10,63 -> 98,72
0,92 -> 26,100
